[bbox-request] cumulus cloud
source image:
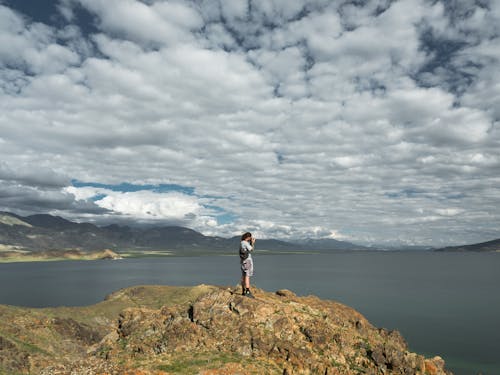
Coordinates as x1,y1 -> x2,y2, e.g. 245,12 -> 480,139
70,0 -> 202,46
63,185 -> 220,230
65,186 -> 199,220
0,5 -> 80,74
0,0 -> 499,246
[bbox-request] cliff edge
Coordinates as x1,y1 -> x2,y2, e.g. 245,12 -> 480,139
0,285 -> 451,374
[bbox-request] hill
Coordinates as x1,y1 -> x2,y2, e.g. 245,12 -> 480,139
0,212 -> 32,227
0,284 -> 451,374
0,248 -> 122,263
436,238 -> 500,252
0,212 -> 366,256
296,237 -> 365,251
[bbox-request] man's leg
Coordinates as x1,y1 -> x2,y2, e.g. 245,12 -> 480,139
243,276 -> 254,298
242,275 -> 249,292
241,259 -> 254,297
241,275 -> 246,294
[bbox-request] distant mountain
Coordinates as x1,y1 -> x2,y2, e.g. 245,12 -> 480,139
372,245 -> 435,251
0,212 -> 114,252
0,212 -> 365,254
436,238 -> 500,252
229,236 -> 300,251
0,212 -> 32,227
296,238 -> 368,251
23,214 -> 84,230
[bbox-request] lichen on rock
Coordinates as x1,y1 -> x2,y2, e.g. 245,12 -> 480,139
0,285 -> 452,374
94,286 -> 452,375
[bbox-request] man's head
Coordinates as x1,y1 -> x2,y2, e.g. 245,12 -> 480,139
241,232 -> 252,241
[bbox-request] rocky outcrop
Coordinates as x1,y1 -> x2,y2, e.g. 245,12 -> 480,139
93,286 -> 450,375
99,248 -> 122,259
0,285 -> 452,374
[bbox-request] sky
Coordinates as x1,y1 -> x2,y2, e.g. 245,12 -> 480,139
0,0 -> 499,246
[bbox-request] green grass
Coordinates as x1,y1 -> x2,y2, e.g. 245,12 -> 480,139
0,256 -> 68,263
95,345 -> 112,359
331,359 -> 345,368
0,329 -> 50,356
0,368 -> 26,375
157,352 -> 244,374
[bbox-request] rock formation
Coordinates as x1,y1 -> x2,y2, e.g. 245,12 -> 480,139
0,285 -> 451,374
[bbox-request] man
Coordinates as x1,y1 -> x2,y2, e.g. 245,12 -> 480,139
239,232 -> 256,298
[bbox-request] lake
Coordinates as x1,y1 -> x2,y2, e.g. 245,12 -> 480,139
0,251 -> 498,375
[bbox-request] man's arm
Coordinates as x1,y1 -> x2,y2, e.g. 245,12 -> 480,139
243,241 -> 253,252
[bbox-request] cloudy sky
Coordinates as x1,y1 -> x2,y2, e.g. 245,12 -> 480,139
0,0 -> 499,246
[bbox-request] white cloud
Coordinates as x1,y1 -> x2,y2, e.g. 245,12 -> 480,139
63,185 -> 218,229
63,186 -> 105,201
251,0 -> 306,24
95,191 -> 201,220
153,1 -> 203,30
219,0 -> 248,21
0,0 -> 499,246
0,5 -> 80,74
434,208 -> 464,217
74,0 -> 198,46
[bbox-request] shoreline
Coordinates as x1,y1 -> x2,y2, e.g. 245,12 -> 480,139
0,249 -> 122,263
1,247 -> 498,264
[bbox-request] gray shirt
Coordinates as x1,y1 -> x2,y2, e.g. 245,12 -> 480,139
239,240 -> 253,262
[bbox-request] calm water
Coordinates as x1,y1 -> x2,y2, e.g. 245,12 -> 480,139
0,251 -> 498,375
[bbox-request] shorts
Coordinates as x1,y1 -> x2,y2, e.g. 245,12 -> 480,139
241,258 -> 254,277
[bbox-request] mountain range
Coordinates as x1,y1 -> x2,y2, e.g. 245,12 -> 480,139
2,211 -> 498,254
435,238 -> 500,252
0,212 -> 364,254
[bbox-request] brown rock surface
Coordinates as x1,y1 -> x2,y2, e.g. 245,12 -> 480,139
0,285 -> 453,374
95,286 -> 451,375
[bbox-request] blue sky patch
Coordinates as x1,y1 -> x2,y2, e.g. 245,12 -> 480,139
4,0 -> 99,38
384,188 -> 428,199
71,180 -> 195,195
90,193 -> 107,202
204,204 -> 238,224
216,212 -> 238,225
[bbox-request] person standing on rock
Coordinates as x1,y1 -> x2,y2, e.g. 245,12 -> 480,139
240,232 -> 256,298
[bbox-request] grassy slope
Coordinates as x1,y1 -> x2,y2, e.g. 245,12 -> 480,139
0,285 -> 452,375
0,285 -> 217,374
